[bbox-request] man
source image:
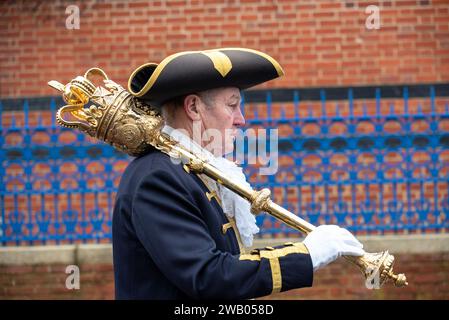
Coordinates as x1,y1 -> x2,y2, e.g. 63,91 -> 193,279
112,48 -> 364,299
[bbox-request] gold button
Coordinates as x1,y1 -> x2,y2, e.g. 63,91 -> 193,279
265,246 -> 275,251
284,242 -> 294,246
206,191 -> 218,201
250,249 -> 259,254
222,223 -> 232,234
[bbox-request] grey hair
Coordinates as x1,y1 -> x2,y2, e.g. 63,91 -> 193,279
161,95 -> 185,124
161,89 -> 220,123
196,89 -> 218,109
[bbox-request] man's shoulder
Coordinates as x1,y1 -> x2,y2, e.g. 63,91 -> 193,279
124,148 -> 188,181
117,148 -> 205,201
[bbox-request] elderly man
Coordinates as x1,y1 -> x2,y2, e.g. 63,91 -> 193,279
112,48 -> 364,299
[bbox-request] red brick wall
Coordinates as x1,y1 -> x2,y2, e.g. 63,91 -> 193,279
1,252 -> 448,299
266,252 -> 449,299
0,264 -> 114,299
1,0 -> 448,98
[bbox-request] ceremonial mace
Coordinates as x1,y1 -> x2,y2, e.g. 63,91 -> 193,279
48,68 -> 408,288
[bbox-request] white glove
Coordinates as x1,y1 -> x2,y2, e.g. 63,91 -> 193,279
303,225 -> 365,271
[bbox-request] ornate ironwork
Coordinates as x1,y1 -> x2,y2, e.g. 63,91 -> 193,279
1,78 -> 448,253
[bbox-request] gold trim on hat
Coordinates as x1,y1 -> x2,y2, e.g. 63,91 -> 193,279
201,50 -> 233,77
128,51 -> 197,97
127,48 -> 284,98
127,62 -> 159,95
221,47 -> 284,77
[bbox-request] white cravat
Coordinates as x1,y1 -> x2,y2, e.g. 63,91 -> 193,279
162,125 -> 259,247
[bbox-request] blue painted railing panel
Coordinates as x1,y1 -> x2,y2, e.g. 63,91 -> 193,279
1,87 -> 448,245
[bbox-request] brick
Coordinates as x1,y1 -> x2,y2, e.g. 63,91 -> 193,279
1,0 -> 446,95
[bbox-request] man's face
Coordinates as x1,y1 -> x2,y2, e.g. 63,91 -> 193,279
195,87 -> 245,156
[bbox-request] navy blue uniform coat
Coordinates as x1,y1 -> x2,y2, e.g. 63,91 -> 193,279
113,148 -> 313,299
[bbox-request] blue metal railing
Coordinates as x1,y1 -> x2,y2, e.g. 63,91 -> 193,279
246,87 -> 449,236
1,86 -> 448,245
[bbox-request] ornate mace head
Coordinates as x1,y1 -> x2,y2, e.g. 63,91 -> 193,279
48,68 -> 164,157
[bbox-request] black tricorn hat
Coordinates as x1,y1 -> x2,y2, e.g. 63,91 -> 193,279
127,48 -> 284,107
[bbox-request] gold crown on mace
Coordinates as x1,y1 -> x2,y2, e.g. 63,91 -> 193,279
48,68 -> 164,156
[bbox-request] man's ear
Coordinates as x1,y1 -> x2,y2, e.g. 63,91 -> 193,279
183,94 -> 202,121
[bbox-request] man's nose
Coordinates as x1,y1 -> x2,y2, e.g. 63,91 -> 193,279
234,106 -> 246,127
